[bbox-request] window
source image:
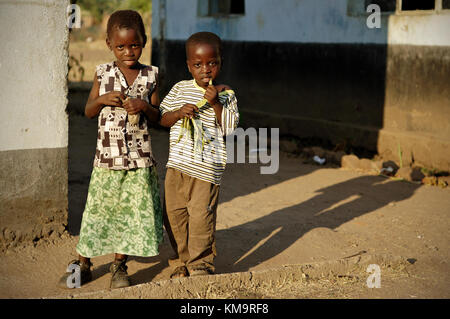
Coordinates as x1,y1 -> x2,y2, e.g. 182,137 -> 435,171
443,0 -> 450,9
401,0 -> 435,10
350,0 -> 450,15
229,0 -> 245,14
365,0 -> 396,12
198,0 -> 245,17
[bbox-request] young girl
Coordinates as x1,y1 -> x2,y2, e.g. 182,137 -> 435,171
59,10 -> 162,289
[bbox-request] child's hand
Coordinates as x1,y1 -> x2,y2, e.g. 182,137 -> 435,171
122,97 -> 147,115
97,91 -> 125,107
204,84 -> 219,106
178,103 -> 199,119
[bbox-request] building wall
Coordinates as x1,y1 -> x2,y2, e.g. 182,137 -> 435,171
152,0 -> 389,44
0,0 -> 69,248
381,14 -> 450,169
152,0 -> 450,171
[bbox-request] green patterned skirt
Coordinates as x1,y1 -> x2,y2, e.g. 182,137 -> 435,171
76,166 -> 163,258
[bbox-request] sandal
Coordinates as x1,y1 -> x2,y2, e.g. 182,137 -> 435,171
170,266 -> 189,279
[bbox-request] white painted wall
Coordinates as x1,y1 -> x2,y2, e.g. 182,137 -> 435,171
388,13 -> 450,46
0,0 -> 69,151
153,0 -> 450,46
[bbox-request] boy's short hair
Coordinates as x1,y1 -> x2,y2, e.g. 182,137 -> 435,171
107,10 -> 147,46
186,32 -> 222,59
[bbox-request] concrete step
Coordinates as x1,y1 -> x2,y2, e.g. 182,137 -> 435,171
47,253 -> 414,299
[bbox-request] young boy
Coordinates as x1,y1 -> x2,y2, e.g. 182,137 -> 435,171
159,32 -> 239,278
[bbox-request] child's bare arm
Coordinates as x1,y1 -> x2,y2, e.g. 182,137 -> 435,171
143,74 -> 161,122
144,81 -> 161,122
160,104 -> 198,128
204,84 -> 231,126
85,73 -> 125,119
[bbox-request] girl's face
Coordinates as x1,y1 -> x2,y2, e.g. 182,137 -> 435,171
107,27 -> 144,69
186,43 -> 222,88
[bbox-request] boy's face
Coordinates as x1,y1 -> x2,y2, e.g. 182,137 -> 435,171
186,43 -> 221,88
107,27 -> 144,69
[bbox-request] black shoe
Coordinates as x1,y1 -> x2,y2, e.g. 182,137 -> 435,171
58,259 -> 92,288
110,259 -> 131,289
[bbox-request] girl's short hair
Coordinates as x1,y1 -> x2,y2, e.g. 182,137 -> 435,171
186,32 -> 222,58
107,10 -> 147,46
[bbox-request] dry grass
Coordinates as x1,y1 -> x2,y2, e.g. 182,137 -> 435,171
184,263 -> 412,299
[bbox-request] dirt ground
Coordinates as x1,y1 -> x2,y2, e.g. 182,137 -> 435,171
0,112 -> 449,299
1,39 -> 449,298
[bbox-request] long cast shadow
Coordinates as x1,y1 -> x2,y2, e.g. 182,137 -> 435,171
68,111 -> 420,281
215,174 -> 420,273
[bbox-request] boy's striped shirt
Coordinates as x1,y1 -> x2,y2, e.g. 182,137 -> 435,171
160,80 -> 239,185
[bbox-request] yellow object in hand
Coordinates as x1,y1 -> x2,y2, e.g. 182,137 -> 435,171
121,96 -> 139,125
176,79 -> 213,152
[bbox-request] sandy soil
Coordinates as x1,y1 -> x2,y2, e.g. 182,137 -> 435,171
0,113 -> 449,299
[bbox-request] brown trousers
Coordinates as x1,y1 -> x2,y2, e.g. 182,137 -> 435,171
163,168 -> 220,272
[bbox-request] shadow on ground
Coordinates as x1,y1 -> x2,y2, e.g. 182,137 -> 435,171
67,93 -> 420,286
216,174 -> 420,273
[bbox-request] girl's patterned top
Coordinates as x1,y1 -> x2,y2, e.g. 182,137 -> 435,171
93,62 -> 158,170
